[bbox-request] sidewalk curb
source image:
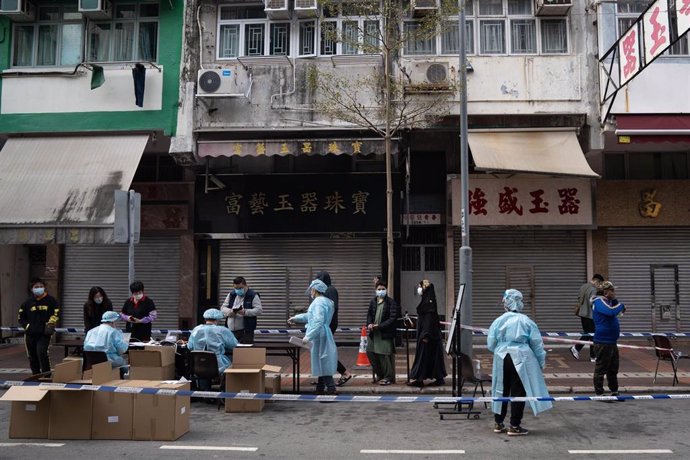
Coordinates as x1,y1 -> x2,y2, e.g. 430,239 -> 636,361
332,385 -> 690,395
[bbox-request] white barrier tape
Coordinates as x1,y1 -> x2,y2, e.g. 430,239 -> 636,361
1,380 -> 689,404
0,326 -> 361,335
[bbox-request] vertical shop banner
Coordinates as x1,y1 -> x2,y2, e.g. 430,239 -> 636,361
619,24 -> 641,86
678,0 -> 690,38
642,0 -> 671,64
195,173 -> 399,234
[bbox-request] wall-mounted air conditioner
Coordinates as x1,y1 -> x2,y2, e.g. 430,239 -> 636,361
410,0 -> 437,17
78,0 -> 112,19
197,69 -> 248,96
403,61 -> 454,92
0,0 -> 35,22
294,0 -> 318,18
264,0 -> 290,20
535,0 -> 572,16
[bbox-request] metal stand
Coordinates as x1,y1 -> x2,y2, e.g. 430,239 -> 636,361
436,307 -> 481,420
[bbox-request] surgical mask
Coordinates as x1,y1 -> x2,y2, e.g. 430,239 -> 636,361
134,293 -> 144,301
234,288 -> 245,297
376,289 -> 387,298
32,287 -> 45,297
417,287 -> 423,296
94,296 -> 103,305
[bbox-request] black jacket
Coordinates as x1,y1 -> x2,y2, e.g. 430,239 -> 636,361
416,284 -> 442,341
366,296 -> 400,340
122,296 -> 156,341
83,300 -> 113,332
316,271 -> 339,333
18,294 -> 60,337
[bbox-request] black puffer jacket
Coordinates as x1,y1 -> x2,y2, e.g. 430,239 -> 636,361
366,296 -> 400,340
316,271 -> 339,333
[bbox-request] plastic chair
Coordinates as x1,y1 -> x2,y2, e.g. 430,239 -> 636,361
83,351 -> 108,372
190,351 -> 223,409
460,352 -> 491,410
652,335 -> 689,386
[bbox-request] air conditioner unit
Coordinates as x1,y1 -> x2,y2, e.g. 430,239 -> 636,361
264,0 -> 290,20
294,0 -> 318,18
410,0 -> 437,17
535,0 -> 572,16
403,61 -> 453,93
78,0 -> 112,19
197,69 -> 248,96
0,0 -> 35,22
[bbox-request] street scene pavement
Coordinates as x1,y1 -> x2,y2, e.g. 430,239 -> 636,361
2,339 -> 689,459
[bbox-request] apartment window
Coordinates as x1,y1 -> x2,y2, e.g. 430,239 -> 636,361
541,19 -> 567,53
404,21 -> 436,55
89,2 -> 159,62
299,21 -> 316,56
217,4 -> 290,58
12,5 -> 83,67
441,20 -> 474,55
320,12 -> 381,56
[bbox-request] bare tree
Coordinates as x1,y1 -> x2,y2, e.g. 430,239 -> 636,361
308,0 -> 459,293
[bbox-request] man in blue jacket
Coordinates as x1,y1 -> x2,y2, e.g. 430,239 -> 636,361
592,281 -> 626,397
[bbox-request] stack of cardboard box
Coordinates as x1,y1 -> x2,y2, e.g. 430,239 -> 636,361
224,348 -> 281,413
1,358 -> 190,441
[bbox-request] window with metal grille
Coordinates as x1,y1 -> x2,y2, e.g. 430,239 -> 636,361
402,246 -> 422,271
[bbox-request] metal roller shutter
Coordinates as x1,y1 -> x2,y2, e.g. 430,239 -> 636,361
219,238 -> 382,331
454,229 -> 586,331
608,228 -> 690,332
62,237 -> 180,330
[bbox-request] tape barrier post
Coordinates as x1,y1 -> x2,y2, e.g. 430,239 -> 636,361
2,380 -> 690,404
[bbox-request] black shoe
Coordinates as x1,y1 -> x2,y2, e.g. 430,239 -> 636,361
611,392 -> 624,401
493,423 -> 506,433
378,379 -> 392,386
336,374 -> 353,387
507,426 -> 529,436
428,379 -> 445,386
406,380 -> 424,388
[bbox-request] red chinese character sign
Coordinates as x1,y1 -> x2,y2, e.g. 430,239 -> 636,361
678,0 -> 690,39
451,178 -> 593,227
619,24 -> 641,86
643,0 -> 671,64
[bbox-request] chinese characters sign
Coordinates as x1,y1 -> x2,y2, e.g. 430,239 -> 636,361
195,173 -> 399,234
619,24 -> 641,86
451,178 -> 593,227
643,0 -> 671,64
197,139 -> 387,158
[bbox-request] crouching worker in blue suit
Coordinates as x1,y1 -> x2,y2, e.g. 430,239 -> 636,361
188,308 -> 239,392
488,289 -> 552,437
84,311 -> 129,371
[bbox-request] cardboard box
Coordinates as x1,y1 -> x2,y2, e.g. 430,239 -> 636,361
90,380 -> 150,440
224,348 -> 281,413
265,374 -> 282,394
132,380 -> 190,441
129,346 -> 175,380
1,386 -> 51,439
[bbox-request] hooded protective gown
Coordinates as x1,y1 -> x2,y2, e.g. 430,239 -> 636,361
293,295 -> 337,377
84,324 -> 129,368
187,324 -> 239,374
487,311 -> 553,416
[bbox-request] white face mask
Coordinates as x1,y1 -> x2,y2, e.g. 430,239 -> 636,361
417,287 -> 423,296
134,293 -> 144,301
94,296 -> 103,305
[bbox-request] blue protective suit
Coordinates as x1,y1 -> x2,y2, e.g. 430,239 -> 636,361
487,312 -> 553,416
187,323 -> 239,374
83,324 -> 129,368
293,296 -> 337,377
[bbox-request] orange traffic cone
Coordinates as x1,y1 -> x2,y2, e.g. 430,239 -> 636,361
356,326 -> 371,367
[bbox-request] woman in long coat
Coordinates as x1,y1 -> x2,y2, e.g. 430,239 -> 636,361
408,280 -> 447,387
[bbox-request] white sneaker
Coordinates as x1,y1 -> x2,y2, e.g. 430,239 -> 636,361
590,357 -> 597,363
570,346 -> 580,360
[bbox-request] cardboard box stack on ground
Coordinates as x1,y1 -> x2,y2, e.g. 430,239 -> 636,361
1,358 -> 190,441
128,346 -> 175,380
224,348 -> 282,413
265,374 -> 282,394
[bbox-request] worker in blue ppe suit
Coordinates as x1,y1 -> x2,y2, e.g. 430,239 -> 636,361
188,308 -> 239,375
288,279 -> 338,394
84,310 -> 129,369
487,289 -> 552,437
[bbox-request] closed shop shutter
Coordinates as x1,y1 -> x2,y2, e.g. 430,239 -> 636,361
454,229 -> 586,331
219,238 -> 382,331
608,228 -> 690,332
62,236 -> 180,330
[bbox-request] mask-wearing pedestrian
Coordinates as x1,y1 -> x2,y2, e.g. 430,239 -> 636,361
32,286 -> 45,297
417,286 -> 423,296
234,288 -> 245,297
94,295 -> 103,305
376,288 -> 387,298
133,293 -> 144,301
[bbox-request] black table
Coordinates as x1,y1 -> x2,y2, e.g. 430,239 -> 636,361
254,341 -> 302,393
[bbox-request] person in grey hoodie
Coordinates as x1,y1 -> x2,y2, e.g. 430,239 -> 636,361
315,271 -> 353,387
570,274 -> 604,362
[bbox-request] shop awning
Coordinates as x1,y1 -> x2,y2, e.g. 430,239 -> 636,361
468,131 -> 599,178
0,135 -> 148,244
615,115 -> 690,143
197,138 -> 388,157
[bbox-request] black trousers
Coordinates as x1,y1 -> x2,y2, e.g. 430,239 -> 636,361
337,360 -> 347,374
575,317 -> 596,358
26,334 -> 51,375
494,354 -> 526,427
232,329 -> 255,344
593,343 -> 619,394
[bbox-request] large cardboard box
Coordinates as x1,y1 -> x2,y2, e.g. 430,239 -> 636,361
224,348 -> 281,413
129,346 -> 175,380
1,386 -> 51,439
265,374 -> 282,394
90,380 -> 150,440
132,381 -> 190,441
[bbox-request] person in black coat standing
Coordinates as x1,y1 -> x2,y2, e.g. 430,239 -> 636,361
408,280 -> 447,387
120,280 -> 157,341
315,271 -> 353,386
366,282 -> 400,385
83,286 -> 113,332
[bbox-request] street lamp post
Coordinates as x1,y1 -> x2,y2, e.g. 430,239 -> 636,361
458,0 -> 473,358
